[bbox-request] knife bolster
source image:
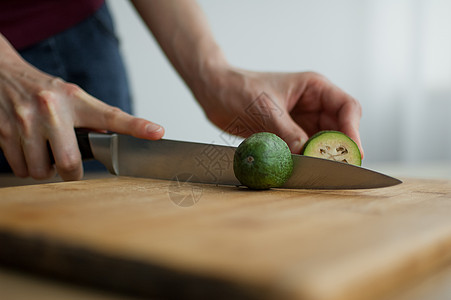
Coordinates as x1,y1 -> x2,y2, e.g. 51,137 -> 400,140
88,133 -> 119,175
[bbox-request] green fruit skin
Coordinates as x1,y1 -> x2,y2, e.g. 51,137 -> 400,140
233,132 -> 293,190
301,130 -> 362,166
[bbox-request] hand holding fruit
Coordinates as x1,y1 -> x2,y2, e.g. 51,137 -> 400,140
193,66 -> 363,158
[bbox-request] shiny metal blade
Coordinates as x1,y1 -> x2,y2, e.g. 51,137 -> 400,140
89,133 -> 401,189
282,155 -> 402,189
96,133 -> 240,185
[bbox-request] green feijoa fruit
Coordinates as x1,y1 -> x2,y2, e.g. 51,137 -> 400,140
233,132 -> 293,190
301,130 -> 361,166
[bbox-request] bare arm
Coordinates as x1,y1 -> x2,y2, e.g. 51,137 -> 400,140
131,0 -> 226,87
131,0 -> 363,155
131,0 -> 230,116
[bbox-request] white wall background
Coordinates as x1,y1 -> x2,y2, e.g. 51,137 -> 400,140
108,0 -> 451,165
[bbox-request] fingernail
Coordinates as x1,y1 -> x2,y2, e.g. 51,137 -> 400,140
146,123 -> 162,133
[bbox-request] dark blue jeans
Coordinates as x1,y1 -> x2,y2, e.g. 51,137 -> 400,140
0,3 -> 132,173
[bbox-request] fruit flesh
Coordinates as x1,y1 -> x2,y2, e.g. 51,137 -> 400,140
233,132 -> 293,190
302,131 -> 361,166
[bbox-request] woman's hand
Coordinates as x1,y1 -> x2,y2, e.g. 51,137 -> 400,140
193,66 -> 363,157
0,35 -> 164,180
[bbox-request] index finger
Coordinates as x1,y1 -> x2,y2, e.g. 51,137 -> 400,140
337,97 -> 364,159
322,84 -> 364,158
72,87 -> 165,140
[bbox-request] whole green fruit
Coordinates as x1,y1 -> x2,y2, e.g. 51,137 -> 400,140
233,132 -> 293,190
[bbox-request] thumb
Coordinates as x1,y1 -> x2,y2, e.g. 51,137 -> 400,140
273,115 -> 309,154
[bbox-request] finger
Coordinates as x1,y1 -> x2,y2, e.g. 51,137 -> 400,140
321,84 -> 364,159
290,111 -> 319,137
73,88 -> 164,140
272,111 -> 309,154
101,108 -> 165,140
0,139 -> 28,178
340,121 -> 364,159
0,109 -> 29,177
13,92 -> 55,179
318,113 -> 340,132
37,90 -> 83,180
21,133 -> 56,179
337,100 -> 364,159
48,129 -> 83,181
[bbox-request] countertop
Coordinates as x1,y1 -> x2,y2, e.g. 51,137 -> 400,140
1,163 -> 451,299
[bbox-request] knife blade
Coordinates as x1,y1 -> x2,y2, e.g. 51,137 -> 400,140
76,131 -> 401,189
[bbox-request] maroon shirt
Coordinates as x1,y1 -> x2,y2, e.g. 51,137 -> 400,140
0,0 -> 104,50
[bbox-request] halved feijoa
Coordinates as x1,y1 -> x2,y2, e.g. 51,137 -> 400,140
233,132 -> 293,190
301,131 -> 361,166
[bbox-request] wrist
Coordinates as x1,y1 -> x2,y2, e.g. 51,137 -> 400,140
0,34 -> 15,65
0,34 -> 28,72
184,44 -> 229,91
189,58 -> 237,109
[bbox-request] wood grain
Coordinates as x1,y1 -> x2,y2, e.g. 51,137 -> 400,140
0,177 -> 450,300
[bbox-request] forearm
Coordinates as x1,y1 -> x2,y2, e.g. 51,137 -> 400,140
131,0 -> 228,92
130,2 -> 362,155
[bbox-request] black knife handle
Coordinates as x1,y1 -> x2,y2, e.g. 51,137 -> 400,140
48,129 -> 95,164
75,129 -> 95,160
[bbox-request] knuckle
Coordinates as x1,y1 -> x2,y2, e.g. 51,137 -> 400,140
50,77 -> 83,98
50,76 -> 66,86
305,71 -> 328,83
58,153 -> 81,175
64,82 -> 83,98
106,106 -> 124,116
356,98 -> 362,110
42,80 -> 82,99
35,90 -> 61,123
103,106 -> 124,126
302,72 -> 331,98
349,97 -> 362,114
357,102 -> 362,115
129,117 -> 148,130
13,105 -> 34,136
36,89 -> 56,106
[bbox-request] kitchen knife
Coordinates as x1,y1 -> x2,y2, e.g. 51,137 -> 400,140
73,131 -> 401,189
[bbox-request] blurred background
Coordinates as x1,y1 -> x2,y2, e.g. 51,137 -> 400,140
108,0 -> 451,177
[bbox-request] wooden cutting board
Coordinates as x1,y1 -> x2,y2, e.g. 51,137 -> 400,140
0,177 -> 451,300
